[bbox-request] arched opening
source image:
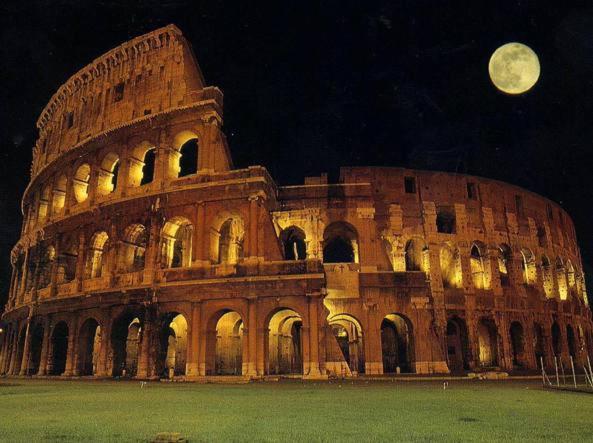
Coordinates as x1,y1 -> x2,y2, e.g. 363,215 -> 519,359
36,244 -> 56,289
72,163 -> 91,203
37,185 -> 51,224
520,248 -> 536,285
161,217 -> 193,268
266,309 -> 303,375
77,318 -> 101,376
128,143 -> 156,187
97,152 -> 120,195
28,323 -> 44,375
405,238 -> 428,273
329,314 -> 365,374
111,312 -> 143,377
381,314 -> 414,373
566,325 -> 577,359
446,317 -> 469,372
566,261 -> 576,296
217,218 -> 245,264
85,231 -> 109,278
541,255 -> 554,298
551,322 -> 562,357
440,243 -> 462,288
49,321 -> 69,375
57,234 -> 78,283
13,327 -> 27,374
52,174 -> 67,214
119,224 -> 147,272
322,222 -> 359,263
498,244 -> 512,287
556,257 -> 568,300
178,138 -> 199,177
533,323 -> 545,367
470,242 -> 489,289
477,318 -> 498,367
157,313 -> 188,378
280,226 -> 307,260
510,321 -> 525,369
205,311 -> 244,376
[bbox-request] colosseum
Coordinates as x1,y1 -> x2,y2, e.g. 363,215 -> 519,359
0,25 -> 591,380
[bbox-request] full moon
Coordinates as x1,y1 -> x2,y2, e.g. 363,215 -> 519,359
488,42 -> 540,94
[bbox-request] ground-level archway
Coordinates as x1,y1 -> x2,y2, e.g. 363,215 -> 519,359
28,322 -> 45,375
111,312 -> 143,377
533,322 -> 546,367
157,313 -> 188,378
381,313 -> 414,373
477,318 -> 498,367
551,322 -> 562,357
566,325 -> 577,359
266,308 -> 303,375
329,314 -> 365,374
205,310 -> 244,375
509,321 -> 526,369
77,318 -> 101,376
49,321 -> 69,375
446,317 -> 469,372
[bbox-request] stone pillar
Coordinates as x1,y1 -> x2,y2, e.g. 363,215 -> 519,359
136,311 -> 154,379
37,319 -> 52,376
247,195 -> 260,260
96,318 -> 112,377
19,247 -> 30,303
63,317 -> 78,376
186,302 -> 201,378
466,314 -> 480,370
50,236 -> 61,297
144,216 -> 160,281
356,206 -> 378,272
364,302 -> 383,374
246,298 -> 258,376
18,317 -> 32,376
76,231 -> 86,291
87,167 -> 100,206
305,296 -> 324,378
0,326 -> 10,374
193,202 -> 207,264
8,324 -> 20,375
495,314 -> 513,371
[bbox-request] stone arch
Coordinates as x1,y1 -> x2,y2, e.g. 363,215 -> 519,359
440,242 -> 462,288
328,313 -> 365,374
510,321 -> 526,368
556,257 -> 568,300
541,255 -> 554,298
404,237 -> 429,273
52,174 -> 67,214
85,231 -> 109,278
470,241 -> 490,289
72,163 -> 91,203
57,233 -> 78,283
77,317 -> 101,376
265,308 -> 304,375
176,132 -> 199,177
477,318 -> 498,367
497,244 -> 512,287
380,313 -> 414,373
205,310 -> 245,376
156,312 -> 188,378
129,141 -> 156,187
49,321 -> 69,375
97,152 -> 120,195
161,216 -> 193,268
37,184 -> 51,224
280,226 -> 307,260
28,321 -> 45,375
110,310 -> 143,377
520,248 -> 536,285
211,214 -> 245,264
322,221 -> 359,264
551,321 -> 562,357
119,223 -> 148,272
446,316 -> 470,372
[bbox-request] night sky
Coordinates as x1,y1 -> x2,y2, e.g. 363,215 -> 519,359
1,1 -> 592,308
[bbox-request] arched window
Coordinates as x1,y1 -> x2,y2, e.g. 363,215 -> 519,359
119,224 -> 148,272
566,260 -> 576,293
36,244 -> 56,289
52,175 -> 67,214
322,222 -> 359,264
556,257 -> 568,300
73,163 -> 91,203
57,234 -> 78,283
217,218 -> 244,264
404,238 -> 428,273
37,185 -> 51,224
470,243 -> 490,289
436,208 -> 456,234
280,226 -> 306,260
128,143 -> 156,187
97,153 -> 120,195
161,217 -> 192,268
498,244 -> 511,287
178,138 -> 198,177
85,231 -> 109,278
520,248 -> 536,285
440,243 -> 462,288
541,255 -> 553,298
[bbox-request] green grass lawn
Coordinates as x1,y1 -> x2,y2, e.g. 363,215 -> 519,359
0,378 -> 591,442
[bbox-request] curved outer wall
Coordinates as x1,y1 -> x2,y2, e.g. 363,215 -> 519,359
1,25 -> 591,379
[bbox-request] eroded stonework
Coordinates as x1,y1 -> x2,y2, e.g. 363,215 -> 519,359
1,25 -> 591,379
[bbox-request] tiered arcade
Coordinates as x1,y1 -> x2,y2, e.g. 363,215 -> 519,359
1,25 -> 591,380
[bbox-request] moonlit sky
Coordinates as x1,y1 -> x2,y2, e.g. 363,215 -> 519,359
1,1 -> 593,307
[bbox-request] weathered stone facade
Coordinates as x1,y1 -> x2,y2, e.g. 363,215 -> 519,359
1,25 -> 591,380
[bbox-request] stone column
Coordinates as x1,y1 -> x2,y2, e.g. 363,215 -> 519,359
143,216 -> 161,282
356,206 -> 378,272
136,310 -> 154,379
247,195 -> 260,260
96,318 -> 112,377
37,319 -> 52,376
246,298 -> 258,376
8,325 -> 20,375
50,236 -> 61,297
186,302 -> 201,378
305,296 -> 323,378
495,314 -> 512,371
18,317 -> 32,376
193,202 -> 206,264
76,231 -> 86,291
19,247 -> 30,304
63,317 -> 78,376
364,302 -> 383,374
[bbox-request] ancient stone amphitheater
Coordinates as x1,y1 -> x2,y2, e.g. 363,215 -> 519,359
1,25 -> 591,380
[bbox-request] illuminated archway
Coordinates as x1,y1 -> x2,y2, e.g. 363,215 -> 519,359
119,224 -> 147,272
280,226 -> 307,260
381,313 -> 414,373
161,217 -> 193,268
111,312 -> 143,377
329,314 -> 365,374
77,318 -> 101,376
128,142 -> 156,187
72,163 -> 91,203
85,231 -> 109,278
52,174 -> 67,214
206,311 -> 244,375
440,243 -> 462,288
323,222 -> 359,264
157,313 -> 188,378
405,238 -> 428,273
97,152 -> 120,195
477,318 -> 498,367
266,308 -> 303,375
446,317 -> 469,372
216,217 -> 244,264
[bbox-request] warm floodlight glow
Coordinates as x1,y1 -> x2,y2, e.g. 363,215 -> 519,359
488,42 -> 540,94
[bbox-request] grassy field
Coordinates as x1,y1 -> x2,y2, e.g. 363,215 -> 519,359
0,378 -> 591,442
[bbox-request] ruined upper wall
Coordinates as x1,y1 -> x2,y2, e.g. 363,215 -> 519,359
32,25 -> 210,178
